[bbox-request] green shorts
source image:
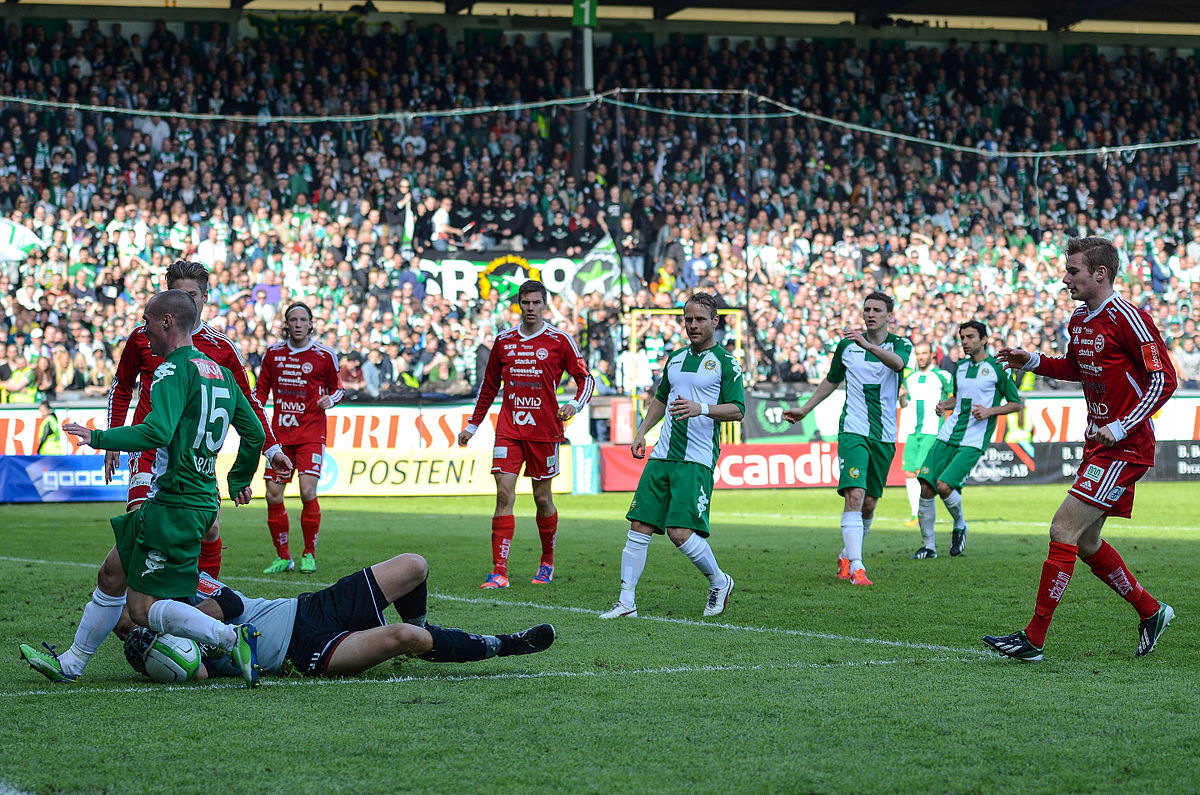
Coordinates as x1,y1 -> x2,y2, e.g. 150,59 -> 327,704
901,432 -> 937,472
626,458 -> 714,537
917,439 -> 983,492
837,433 -> 896,499
112,500 -> 216,599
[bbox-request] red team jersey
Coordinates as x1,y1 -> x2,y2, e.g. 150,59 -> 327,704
109,322 -> 278,453
1032,293 -> 1177,465
254,340 -> 343,445
467,322 -> 595,442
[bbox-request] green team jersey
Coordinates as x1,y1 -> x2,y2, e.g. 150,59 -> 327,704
936,355 -> 1022,450
650,344 -> 745,469
900,366 -> 953,436
828,334 -> 913,443
90,345 -> 265,510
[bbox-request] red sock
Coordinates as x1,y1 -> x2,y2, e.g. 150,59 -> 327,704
491,515 -> 515,576
536,511 -> 558,566
267,501 -> 290,559
301,498 -> 321,556
1024,541 -> 1077,648
1082,540 -> 1160,620
198,536 -> 223,579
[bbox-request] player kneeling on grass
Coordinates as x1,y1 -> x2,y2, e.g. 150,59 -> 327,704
19,290 -> 268,690
119,553 -> 555,680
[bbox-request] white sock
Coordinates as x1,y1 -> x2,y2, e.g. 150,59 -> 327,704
942,491 -> 966,529
147,599 -> 237,650
862,516 -> 873,539
677,532 -> 727,587
841,511 -> 865,571
60,588 -> 126,677
619,529 -> 651,607
905,477 -> 921,516
918,497 -> 937,550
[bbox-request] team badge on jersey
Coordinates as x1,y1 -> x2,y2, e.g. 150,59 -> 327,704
1094,334 -> 1105,352
302,362 -> 313,374
704,359 -> 717,370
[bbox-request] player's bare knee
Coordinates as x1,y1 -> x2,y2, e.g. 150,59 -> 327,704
666,526 -> 692,546
843,489 -> 866,512
937,481 -> 953,499
919,480 -> 936,499
387,623 -> 431,655
400,553 -> 428,582
97,554 -> 126,596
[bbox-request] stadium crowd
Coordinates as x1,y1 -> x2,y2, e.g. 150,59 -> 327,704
2,18 -> 1200,406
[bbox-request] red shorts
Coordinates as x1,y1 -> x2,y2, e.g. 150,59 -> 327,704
126,450 -> 154,511
266,443 -> 325,484
1068,450 -> 1148,519
491,436 -> 560,481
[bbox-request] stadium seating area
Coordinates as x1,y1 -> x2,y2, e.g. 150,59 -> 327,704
2,19 -> 1200,401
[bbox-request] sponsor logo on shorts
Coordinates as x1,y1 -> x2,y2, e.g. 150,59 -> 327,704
546,454 -> 557,468
1078,479 -> 1093,491
131,473 -> 152,487
142,550 -> 166,577
696,486 -> 709,514
493,446 -> 508,459
848,467 -> 861,479
1107,486 -> 1126,502
1084,464 -> 1105,481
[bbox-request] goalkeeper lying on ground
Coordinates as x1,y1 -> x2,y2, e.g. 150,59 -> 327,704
119,553 -> 555,680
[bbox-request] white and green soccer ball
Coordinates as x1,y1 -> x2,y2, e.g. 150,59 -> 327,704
134,631 -> 202,683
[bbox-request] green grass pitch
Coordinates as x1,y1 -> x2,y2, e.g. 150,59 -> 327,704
2,482 -> 1198,794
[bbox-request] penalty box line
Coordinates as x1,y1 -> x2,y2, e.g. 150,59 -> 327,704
0,556 -> 991,658
0,656 -> 983,698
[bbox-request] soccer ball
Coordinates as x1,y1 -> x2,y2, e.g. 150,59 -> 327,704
125,628 -> 202,683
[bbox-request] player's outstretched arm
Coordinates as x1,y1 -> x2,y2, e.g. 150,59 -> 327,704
86,364 -> 190,452
996,347 -> 1032,370
784,378 -> 836,423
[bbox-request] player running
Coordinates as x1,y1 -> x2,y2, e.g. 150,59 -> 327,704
458,280 -> 594,589
122,553 -> 555,681
20,290 -> 267,688
599,292 -> 744,619
985,236 -> 1177,661
255,302 -> 343,574
783,292 -> 911,586
913,321 -> 1023,558
899,343 -> 952,529
106,259 -> 290,578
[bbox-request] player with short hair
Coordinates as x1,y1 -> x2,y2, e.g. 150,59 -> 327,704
783,292 -> 911,586
599,292 -> 744,619
255,302 -> 343,574
899,342 -> 952,528
122,553 -> 556,680
106,259 -> 290,577
458,280 -> 594,589
986,236 -> 1177,661
913,321 -> 1023,558
20,290 -> 268,688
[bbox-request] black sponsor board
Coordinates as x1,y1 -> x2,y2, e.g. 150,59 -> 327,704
967,441 -> 1200,486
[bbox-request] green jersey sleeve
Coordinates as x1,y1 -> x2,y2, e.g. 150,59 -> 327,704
938,369 -> 954,400
891,335 -> 913,367
653,351 -> 674,404
827,339 -> 851,384
718,349 -> 746,413
996,360 -> 1023,403
226,371 -> 266,497
91,359 -> 188,451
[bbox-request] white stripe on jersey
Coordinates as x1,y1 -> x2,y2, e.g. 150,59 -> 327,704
1111,297 -> 1164,429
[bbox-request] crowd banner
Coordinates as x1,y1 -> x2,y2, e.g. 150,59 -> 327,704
418,237 -> 631,304
598,440 -> 1200,492
741,394 -> 1200,444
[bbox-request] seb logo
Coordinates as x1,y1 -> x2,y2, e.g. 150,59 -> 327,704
191,359 -> 223,379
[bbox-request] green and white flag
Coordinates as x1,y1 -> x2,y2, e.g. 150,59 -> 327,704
0,219 -> 46,260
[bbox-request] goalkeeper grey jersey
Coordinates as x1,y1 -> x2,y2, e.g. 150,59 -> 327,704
194,573 -> 297,676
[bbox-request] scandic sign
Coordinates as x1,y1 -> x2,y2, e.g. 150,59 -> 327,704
600,443 -> 911,491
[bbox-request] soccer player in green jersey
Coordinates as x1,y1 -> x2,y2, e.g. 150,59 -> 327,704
20,290 -> 269,688
899,343 -> 953,528
600,293 -> 745,619
784,292 -> 911,586
915,320 -> 1023,558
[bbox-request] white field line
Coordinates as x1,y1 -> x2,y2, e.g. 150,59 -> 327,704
0,656 -> 979,698
711,511 -> 1189,533
0,555 -> 991,658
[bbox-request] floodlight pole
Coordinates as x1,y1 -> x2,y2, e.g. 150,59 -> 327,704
571,0 -> 596,182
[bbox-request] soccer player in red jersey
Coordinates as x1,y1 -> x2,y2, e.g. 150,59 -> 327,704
105,260 -> 291,579
986,237 -> 1178,661
255,302 -> 343,574
458,280 -> 594,588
